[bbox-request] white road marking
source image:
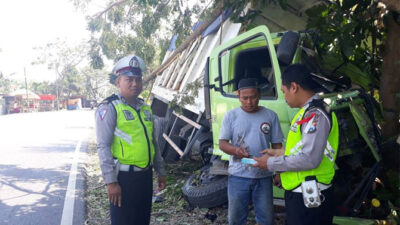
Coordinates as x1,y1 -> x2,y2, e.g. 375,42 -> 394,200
60,138 -> 83,225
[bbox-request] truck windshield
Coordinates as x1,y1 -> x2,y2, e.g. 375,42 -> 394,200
219,35 -> 277,99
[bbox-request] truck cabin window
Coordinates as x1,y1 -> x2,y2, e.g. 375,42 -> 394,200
219,37 -> 277,99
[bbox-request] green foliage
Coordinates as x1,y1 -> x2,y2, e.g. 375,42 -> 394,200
158,38 -> 171,65
30,81 -> 55,95
0,72 -> 16,94
172,8 -> 194,47
169,78 -> 203,113
89,47 -> 104,69
305,0 -> 387,90
80,66 -> 111,100
214,0 -> 285,23
33,39 -> 88,100
139,89 -> 150,102
33,39 -> 111,101
88,17 -> 103,32
79,0 -> 207,70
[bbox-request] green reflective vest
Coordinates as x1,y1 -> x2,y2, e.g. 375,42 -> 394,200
281,105 -> 339,190
110,99 -> 155,168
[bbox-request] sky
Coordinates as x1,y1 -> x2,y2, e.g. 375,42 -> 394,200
0,0 -> 99,82
0,0 -> 209,84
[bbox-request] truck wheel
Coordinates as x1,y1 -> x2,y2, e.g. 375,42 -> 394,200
182,165 -> 228,208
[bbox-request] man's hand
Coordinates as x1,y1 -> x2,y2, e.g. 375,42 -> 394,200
157,176 -> 166,192
235,146 -> 249,159
273,174 -> 282,188
107,182 -> 122,207
252,153 -> 270,170
260,148 -> 284,157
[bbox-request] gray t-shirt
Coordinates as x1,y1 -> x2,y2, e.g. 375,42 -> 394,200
219,106 -> 284,178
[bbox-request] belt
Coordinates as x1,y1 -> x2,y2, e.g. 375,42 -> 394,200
118,164 -> 150,172
291,183 -> 331,193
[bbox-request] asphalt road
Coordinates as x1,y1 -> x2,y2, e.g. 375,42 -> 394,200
0,109 -> 95,225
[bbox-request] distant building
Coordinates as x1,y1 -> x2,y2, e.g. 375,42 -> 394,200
38,95 -> 57,111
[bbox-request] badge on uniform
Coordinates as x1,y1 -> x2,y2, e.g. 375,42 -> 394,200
123,110 -> 135,120
143,110 -> 152,121
305,114 -> 319,133
260,122 -> 271,134
307,125 -> 316,133
98,108 -> 107,120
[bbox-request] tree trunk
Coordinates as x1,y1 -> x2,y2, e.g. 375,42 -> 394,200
381,0 -> 400,13
379,14 -> 400,139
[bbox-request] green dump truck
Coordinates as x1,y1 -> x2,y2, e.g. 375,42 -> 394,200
150,2 -> 392,224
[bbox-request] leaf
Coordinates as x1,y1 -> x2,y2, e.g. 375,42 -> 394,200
156,217 -> 165,222
341,0 -> 358,10
340,37 -> 354,58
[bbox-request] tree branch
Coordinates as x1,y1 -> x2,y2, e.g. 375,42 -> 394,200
93,0 -> 129,19
144,1 -> 225,83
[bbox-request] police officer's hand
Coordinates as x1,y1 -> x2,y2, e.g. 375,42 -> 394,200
107,182 -> 122,207
252,154 -> 270,170
235,146 -> 249,159
260,148 -> 284,157
157,176 -> 166,192
273,174 -> 282,188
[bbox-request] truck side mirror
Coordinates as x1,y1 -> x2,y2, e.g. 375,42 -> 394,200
277,31 -> 300,66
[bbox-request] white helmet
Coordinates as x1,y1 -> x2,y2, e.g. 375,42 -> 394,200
112,54 -> 147,77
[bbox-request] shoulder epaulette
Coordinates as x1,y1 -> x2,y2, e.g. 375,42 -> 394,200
304,98 -> 333,129
98,94 -> 119,107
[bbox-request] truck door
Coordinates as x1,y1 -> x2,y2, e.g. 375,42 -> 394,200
206,25 -> 296,161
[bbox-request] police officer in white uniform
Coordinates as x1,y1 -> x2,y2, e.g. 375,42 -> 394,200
95,54 -> 166,225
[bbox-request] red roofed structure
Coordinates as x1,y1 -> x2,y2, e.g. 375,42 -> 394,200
37,94 -> 57,111
39,95 -> 57,101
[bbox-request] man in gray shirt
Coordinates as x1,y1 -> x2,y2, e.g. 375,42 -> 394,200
95,54 -> 166,225
219,78 -> 283,225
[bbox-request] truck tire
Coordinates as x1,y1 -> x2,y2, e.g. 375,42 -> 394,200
182,165 -> 228,208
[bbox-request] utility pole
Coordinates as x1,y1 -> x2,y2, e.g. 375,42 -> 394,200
56,72 -> 60,110
24,67 -> 29,112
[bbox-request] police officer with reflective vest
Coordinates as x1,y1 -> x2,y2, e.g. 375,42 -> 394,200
253,64 -> 339,225
95,54 -> 166,225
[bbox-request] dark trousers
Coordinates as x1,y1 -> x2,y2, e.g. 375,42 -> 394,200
110,167 -> 153,225
285,187 -> 334,225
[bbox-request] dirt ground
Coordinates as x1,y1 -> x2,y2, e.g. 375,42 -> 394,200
84,134 -> 285,225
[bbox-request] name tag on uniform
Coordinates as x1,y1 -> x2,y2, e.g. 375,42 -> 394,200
290,114 -> 303,133
290,123 -> 298,132
123,110 -> 135,120
143,110 -> 152,121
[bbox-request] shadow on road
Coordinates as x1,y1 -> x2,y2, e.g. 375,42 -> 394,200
0,160 -> 86,224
